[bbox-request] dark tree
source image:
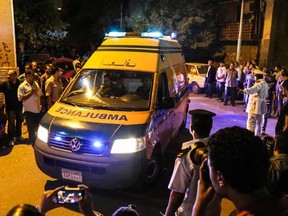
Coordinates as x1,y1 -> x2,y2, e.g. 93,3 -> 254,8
14,0 -> 68,50
61,0 -> 123,54
144,0 -> 219,50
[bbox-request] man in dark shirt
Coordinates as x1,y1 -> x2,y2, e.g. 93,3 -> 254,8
0,70 -> 23,145
275,79 -> 288,136
205,60 -> 216,98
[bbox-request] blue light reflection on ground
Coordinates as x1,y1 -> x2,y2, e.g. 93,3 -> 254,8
188,95 -> 277,137
211,114 -> 246,134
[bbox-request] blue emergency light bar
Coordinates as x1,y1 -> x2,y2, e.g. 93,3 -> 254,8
105,31 -> 164,39
105,32 -> 126,37
141,32 -> 163,38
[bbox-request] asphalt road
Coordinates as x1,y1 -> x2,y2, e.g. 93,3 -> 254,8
0,94 -> 277,216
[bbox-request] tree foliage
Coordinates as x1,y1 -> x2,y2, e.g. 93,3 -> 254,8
143,0 -> 219,50
14,0 -> 68,50
61,0 -> 122,53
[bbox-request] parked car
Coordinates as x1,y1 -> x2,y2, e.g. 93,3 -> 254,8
185,62 -> 208,94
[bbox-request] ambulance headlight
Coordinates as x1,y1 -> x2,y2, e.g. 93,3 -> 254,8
111,137 -> 145,154
37,125 -> 48,143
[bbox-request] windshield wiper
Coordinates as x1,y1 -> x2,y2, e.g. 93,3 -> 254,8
65,89 -> 85,98
61,100 -> 78,107
91,106 -> 130,111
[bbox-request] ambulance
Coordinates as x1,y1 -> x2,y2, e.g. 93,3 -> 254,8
34,32 -> 190,189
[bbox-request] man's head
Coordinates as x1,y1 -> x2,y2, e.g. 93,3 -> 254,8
31,61 -> 38,70
112,205 -> 139,216
207,60 -> 213,66
50,66 -> 61,78
229,62 -> 235,70
249,63 -> 255,70
25,69 -> 34,84
189,109 -> 216,139
274,65 -> 281,72
207,126 -> 270,197
7,70 -> 17,82
103,74 -> 111,86
253,69 -> 265,80
44,64 -> 51,75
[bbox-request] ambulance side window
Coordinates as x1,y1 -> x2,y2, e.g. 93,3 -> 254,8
157,72 -> 169,105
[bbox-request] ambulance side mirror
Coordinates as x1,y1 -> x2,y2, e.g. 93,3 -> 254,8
156,96 -> 175,109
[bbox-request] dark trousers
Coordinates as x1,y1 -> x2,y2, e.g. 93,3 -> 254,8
7,109 -> 23,140
206,83 -> 215,98
216,81 -> 225,100
24,111 -> 42,144
262,102 -> 272,133
224,86 -> 237,106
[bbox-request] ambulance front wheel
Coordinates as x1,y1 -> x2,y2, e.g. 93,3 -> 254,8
142,149 -> 161,186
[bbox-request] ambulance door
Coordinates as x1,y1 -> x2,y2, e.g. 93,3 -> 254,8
154,72 -> 173,146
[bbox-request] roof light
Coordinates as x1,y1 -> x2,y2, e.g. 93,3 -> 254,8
141,32 -> 163,38
106,32 -> 126,37
171,32 -> 177,39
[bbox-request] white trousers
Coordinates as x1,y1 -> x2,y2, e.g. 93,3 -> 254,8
247,113 -> 262,136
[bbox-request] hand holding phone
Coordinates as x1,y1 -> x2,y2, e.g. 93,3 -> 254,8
56,186 -> 85,204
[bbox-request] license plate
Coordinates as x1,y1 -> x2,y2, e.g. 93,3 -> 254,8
61,168 -> 83,183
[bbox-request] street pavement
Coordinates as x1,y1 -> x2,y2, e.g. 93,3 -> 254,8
0,93 -> 278,216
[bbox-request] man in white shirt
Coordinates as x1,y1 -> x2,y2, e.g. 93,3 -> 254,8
216,61 -> 226,101
165,109 -> 221,216
18,69 -> 43,145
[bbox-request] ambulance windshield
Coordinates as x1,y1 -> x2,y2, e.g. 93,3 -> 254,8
61,69 -> 153,110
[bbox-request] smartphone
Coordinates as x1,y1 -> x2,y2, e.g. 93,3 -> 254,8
56,188 -> 85,204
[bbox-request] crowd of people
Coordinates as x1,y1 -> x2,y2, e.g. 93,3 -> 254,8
1,58 -> 288,215
204,60 -> 288,137
0,55 -> 84,147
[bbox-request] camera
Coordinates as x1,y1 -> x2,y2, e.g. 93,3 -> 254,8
190,142 -> 211,185
190,142 -> 208,165
260,133 -> 276,157
55,186 -> 85,204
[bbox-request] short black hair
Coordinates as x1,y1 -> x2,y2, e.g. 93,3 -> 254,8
25,69 -> 33,77
112,206 -> 139,216
50,66 -> 60,75
208,126 -> 270,193
7,204 -> 42,216
189,109 -> 215,138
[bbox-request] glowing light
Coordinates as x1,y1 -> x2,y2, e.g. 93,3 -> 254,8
37,125 -> 48,143
106,32 -> 126,37
171,32 -> 177,39
141,32 -> 163,38
55,136 -> 62,141
111,137 -> 145,154
93,141 -> 102,148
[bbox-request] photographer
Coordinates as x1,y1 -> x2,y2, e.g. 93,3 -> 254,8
7,185 -> 103,216
192,126 -> 288,216
165,109 -> 221,216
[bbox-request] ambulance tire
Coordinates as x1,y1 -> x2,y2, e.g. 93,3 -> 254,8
144,152 -> 161,185
134,147 -> 161,189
